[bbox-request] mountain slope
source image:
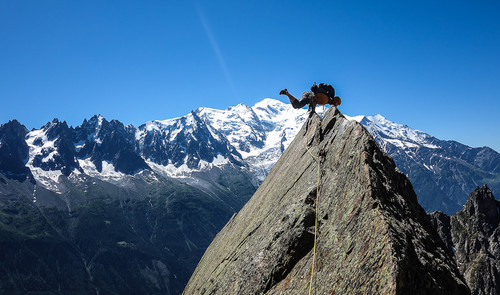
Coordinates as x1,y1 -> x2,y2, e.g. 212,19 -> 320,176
0,114 -> 256,294
5,99 -> 497,215
0,98 -> 498,293
137,111 -> 244,173
347,114 -> 500,214
183,107 -> 468,294
0,169 -> 253,295
197,98 -> 311,184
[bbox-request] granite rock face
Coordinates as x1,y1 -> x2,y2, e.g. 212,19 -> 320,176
183,107 -> 469,294
430,185 -> 500,295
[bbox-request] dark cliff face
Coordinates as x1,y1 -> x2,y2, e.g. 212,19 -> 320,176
31,119 -> 81,176
0,115 -> 257,295
138,112 -> 244,169
430,185 -> 500,295
363,115 -> 500,215
183,107 -> 469,295
25,116 -> 151,177
74,115 -> 150,174
0,120 -> 34,182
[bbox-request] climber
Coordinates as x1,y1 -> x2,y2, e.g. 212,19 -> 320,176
279,82 -> 341,114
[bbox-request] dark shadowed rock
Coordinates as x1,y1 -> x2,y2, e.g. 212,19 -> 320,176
0,120 -> 34,183
429,210 -> 454,256
430,185 -> 500,295
360,115 -> 500,215
31,119 -> 81,176
183,107 -> 469,294
74,115 -> 150,174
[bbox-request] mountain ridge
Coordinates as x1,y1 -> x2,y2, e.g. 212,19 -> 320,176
183,105 -> 469,294
1,98 -> 498,293
346,113 -> 500,214
2,99 -> 497,214
429,184 -> 500,295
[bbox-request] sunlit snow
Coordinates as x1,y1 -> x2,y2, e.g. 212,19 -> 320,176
23,98 -> 441,190
345,114 -> 438,150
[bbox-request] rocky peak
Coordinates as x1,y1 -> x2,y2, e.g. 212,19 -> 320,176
1,119 -> 28,134
196,104 -> 266,153
0,120 -> 34,182
87,114 -> 105,126
138,111 -> 243,170
183,107 -> 468,294
42,118 -> 71,140
75,115 -> 104,142
463,184 -> 500,232
347,114 -> 500,215
74,115 -> 149,174
0,120 -> 29,159
430,185 -> 500,295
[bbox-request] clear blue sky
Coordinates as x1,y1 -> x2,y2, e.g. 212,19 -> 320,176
1,1 -> 499,152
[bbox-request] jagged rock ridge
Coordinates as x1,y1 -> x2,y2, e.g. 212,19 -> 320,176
2,100 -> 498,215
0,115 -> 257,294
183,107 -> 469,294
353,115 -> 500,215
430,185 -> 500,295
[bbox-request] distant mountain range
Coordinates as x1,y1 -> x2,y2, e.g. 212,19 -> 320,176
2,98 -> 497,213
1,99 -> 306,192
347,114 -> 500,213
0,98 -> 499,294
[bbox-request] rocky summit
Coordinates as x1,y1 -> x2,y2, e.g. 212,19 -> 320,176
183,107 -> 469,294
430,185 -> 500,295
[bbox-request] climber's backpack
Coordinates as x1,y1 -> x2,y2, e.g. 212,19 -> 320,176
311,82 -> 335,98
310,82 -> 341,106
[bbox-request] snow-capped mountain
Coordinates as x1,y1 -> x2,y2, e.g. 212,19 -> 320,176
348,114 -> 440,150
346,114 -> 500,214
23,116 -> 150,193
196,98 -> 315,182
0,110 -> 263,295
0,99 -> 309,295
1,98 -> 499,294
1,98 -> 498,214
6,99 -> 316,193
137,111 -> 244,178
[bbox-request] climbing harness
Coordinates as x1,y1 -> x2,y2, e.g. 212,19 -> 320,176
305,144 -> 323,295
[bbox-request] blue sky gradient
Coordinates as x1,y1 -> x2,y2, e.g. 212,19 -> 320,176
1,1 -> 499,151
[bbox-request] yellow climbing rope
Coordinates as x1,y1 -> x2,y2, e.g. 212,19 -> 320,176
305,144 -> 321,295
